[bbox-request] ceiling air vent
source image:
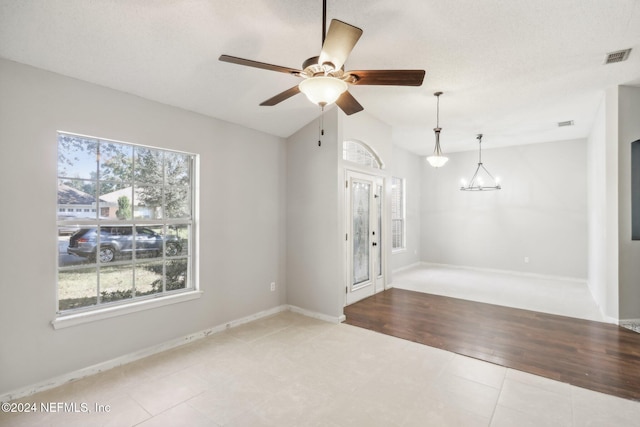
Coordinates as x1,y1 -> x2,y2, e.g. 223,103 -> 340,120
558,120 -> 574,127
605,48 -> 632,64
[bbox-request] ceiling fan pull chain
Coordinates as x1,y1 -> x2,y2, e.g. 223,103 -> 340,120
318,105 -> 325,146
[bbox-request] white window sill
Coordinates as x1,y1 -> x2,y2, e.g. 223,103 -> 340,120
52,290 -> 203,330
392,248 -> 407,254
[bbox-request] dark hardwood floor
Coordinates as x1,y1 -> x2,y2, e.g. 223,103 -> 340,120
344,288 -> 640,401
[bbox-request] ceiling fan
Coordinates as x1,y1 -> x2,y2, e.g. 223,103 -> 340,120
219,0 -> 425,115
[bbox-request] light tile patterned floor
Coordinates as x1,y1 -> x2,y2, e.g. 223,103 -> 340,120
2,311 -> 639,426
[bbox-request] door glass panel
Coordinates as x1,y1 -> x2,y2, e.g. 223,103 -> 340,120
377,184 -> 383,277
353,181 -> 370,286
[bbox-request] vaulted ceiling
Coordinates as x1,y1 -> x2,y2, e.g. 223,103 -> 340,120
1,0 -> 639,154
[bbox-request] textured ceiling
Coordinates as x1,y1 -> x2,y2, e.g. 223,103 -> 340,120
1,0 -> 639,154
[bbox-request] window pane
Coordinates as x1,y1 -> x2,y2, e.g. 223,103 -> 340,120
165,186 -> 190,218
134,185 -> 163,219
135,147 -> 163,184
98,183 -> 131,220
58,179 -> 98,220
391,177 -> 405,250
135,225 -> 165,260
58,267 -> 98,311
343,140 -> 380,169
166,152 -> 191,186
100,142 -> 133,182
57,134 -> 98,179
100,265 -> 134,303
58,230 -> 95,267
135,261 -> 164,296
633,140 -> 640,240
166,259 -> 188,291
167,224 -> 189,256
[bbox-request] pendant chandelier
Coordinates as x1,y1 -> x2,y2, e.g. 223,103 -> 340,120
460,134 -> 501,191
426,91 -> 448,168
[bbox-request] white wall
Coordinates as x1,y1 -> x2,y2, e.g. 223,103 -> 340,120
0,59 -> 287,396
421,139 -> 588,279
390,145 -> 422,272
617,85 -> 640,319
342,112 -> 393,169
587,94 -> 612,317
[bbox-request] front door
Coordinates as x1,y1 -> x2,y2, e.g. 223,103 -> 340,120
346,171 -> 385,305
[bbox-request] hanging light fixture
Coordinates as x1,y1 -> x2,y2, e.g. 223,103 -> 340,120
426,92 -> 448,168
460,134 -> 501,191
299,76 -> 348,107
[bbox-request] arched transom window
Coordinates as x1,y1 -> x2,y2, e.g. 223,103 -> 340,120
342,140 -> 384,169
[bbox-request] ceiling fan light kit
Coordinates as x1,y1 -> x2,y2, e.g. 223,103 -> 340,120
218,0 -> 425,115
299,76 -> 348,106
426,91 -> 449,168
460,134 -> 502,191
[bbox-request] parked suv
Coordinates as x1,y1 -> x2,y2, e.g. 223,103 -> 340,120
68,226 -> 181,263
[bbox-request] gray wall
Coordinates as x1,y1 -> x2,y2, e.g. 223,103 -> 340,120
390,145 -> 422,272
421,139 -> 588,279
618,85 -> 640,319
0,59 -> 287,396
285,109 -> 343,319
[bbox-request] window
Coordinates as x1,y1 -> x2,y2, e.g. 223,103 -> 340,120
633,140 -> 640,240
57,132 -> 196,315
391,176 -> 405,251
343,140 -> 383,169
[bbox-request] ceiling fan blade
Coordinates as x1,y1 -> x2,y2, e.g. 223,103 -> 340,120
319,19 -> 363,71
335,91 -> 364,115
346,69 -> 426,86
260,85 -> 301,106
219,54 -> 301,75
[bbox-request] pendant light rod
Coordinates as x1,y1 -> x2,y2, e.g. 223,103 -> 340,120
460,134 -> 501,191
427,91 -> 448,168
435,91 -> 442,128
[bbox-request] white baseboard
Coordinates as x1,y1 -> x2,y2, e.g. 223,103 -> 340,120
2,304 -> 340,403
620,318 -> 640,325
391,261 -> 422,275
419,261 -> 588,284
288,304 -> 345,323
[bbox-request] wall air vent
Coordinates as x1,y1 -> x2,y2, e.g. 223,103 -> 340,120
605,48 -> 632,64
558,120 -> 574,127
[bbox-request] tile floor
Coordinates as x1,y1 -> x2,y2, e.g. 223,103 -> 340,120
2,310 -> 640,426
391,264 -> 605,322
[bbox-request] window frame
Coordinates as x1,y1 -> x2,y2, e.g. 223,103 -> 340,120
391,176 -> 406,253
54,131 -> 200,328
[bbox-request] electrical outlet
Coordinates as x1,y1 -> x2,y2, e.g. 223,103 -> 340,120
270,282 -> 276,292
524,256 -> 530,263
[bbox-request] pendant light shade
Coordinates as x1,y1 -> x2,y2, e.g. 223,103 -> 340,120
460,134 -> 501,191
426,92 -> 448,168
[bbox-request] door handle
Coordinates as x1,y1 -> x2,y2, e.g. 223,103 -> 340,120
372,242 -> 377,246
